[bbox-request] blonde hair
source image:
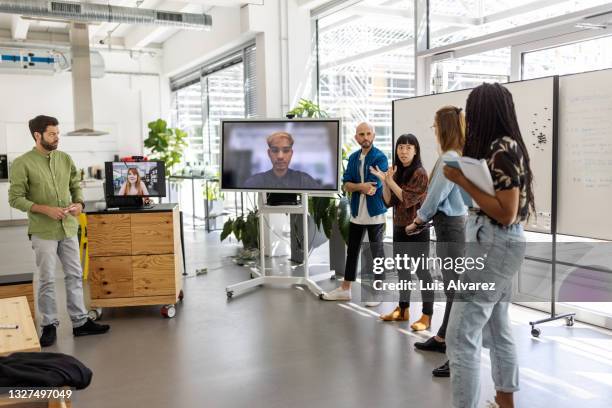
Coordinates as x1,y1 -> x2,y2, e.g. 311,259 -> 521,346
434,105 -> 465,154
267,131 -> 294,147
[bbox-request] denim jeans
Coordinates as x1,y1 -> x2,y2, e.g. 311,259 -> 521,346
432,212 -> 466,339
446,214 -> 526,408
31,235 -> 89,328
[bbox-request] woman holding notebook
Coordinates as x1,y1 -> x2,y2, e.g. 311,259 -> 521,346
405,105 -> 468,379
443,83 -> 532,408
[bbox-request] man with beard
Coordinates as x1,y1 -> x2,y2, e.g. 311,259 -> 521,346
9,115 -> 110,347
321,122 -> 388,304
243,131 -> 320,189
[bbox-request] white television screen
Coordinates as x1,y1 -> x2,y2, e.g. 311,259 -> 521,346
221,119 -> 341,193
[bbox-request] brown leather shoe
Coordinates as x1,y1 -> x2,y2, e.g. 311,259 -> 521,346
380,306 -> 409,321
410,314 -> 432,331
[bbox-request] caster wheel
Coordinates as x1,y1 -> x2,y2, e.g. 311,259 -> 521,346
566,316 -> 574,327
531,327 -> 541,338
88,308 -> 102,321
161,305 -> 176,318
227,291 -> 233,299
178,290 -> 184,301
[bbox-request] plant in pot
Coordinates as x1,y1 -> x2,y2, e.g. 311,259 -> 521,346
203,174 -> 225,230
220,209 -> 260,264
286,99 -> 353,274
144,119 -> 188,176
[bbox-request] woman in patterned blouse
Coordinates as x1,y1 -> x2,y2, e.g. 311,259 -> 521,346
371,134 -> 434,331
443,83 -> 534,408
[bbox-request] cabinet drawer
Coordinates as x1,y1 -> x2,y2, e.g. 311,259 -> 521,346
87,214 -> 132,256
131,212 -> 174,255
89,256 -> 133,299
132,255 -> 175,296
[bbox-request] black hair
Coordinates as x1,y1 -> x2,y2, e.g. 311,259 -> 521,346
393,133 -> 423,185
28,115 -> 59,141
463,82 -> 535,216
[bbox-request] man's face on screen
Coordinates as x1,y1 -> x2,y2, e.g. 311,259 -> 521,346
268,137 -> 293,174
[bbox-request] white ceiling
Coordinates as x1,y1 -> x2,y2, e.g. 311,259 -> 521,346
0,0 -> 260,50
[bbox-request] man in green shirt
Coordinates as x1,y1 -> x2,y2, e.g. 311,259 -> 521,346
9,115 -> 110,347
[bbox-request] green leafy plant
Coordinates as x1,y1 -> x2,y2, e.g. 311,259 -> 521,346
144,119 -> 188,175
220,209 -> 259,250
204,177 -> 224,202
285,99 -> 354,244
287,98 -> 329,118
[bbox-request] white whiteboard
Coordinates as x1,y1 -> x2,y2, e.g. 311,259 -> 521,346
393,76 -> 555,233
558,69 -> 612,240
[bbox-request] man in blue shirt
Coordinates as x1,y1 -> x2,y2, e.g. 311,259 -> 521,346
322,122 -> 388,302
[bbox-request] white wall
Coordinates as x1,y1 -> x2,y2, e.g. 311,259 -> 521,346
0,64 -> 162,171
162,0 -> 316,117
162,6 -> 249,77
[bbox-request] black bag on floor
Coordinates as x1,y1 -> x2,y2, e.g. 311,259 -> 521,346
0,352 -> 92,389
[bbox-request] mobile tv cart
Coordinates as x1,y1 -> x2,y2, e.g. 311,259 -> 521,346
85,203 -> 184,319
225,193 -> 335,299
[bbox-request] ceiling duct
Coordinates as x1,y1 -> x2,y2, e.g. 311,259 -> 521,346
0,0 -> 212,29
67,22 -> 106,136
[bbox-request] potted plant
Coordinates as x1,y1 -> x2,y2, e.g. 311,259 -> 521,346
220,209 -> 260,263
144,119 -> 188,176
286,100 -> 352,274
203,176 -> 225,230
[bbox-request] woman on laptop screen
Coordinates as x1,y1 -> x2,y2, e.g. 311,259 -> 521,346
118,167 -> 149,196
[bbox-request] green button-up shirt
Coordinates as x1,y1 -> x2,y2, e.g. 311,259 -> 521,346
8,148 -> 84,240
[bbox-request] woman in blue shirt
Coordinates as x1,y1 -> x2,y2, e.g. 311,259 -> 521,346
406,106 -> 468,378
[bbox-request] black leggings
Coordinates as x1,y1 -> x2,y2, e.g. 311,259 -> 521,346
432,212 -> 466,338
394,225 -> 433,316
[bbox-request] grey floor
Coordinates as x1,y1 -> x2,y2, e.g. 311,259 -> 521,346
1,225 -> 611,408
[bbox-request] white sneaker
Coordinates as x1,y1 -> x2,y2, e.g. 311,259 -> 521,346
364,301 -> 382,307
321,287 -> 352,301
484,401 -> 500,408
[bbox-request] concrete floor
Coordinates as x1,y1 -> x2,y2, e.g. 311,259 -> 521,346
1,225 -> 611,408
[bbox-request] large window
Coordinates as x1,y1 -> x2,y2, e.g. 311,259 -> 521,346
522,35 -> 612,79
172,82 -> 203,165
203,63 -> 246,168
431,47 -> 510,93
317,0 -> 415,159
429,0 -> 612,48
170,44 -> 256,172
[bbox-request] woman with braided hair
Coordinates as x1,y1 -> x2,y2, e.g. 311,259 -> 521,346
443,83 -> 533,408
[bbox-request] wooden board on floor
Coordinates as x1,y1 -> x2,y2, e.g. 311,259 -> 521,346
0,283 -> 35,318
0,296 -> 40,356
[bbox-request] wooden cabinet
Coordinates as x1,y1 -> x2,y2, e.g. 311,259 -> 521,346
131,212 -> 174,255
89,256 -> 134,299
86,205 -> 183,317
87,213 -> 131,257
